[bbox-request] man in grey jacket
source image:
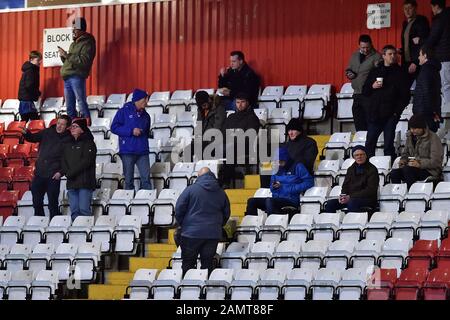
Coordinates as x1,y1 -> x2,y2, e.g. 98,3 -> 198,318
346,35 -> 382,131
390,115 -> 443,188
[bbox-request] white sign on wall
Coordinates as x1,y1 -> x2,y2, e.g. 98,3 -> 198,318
367,3 -> 391,29
42,27 -> 73,67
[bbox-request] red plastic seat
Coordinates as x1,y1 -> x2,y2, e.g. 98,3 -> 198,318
406,240 -> 439,270
26,120 -> 45,134
0,144 -> 10,162
0,167 -> 14,191
2,121 -> 25,146
0,189 -> 19,219
366,269 -> 398,300
436,238 -> 450,269
12,166 -> 34,198
5,144 -> 31,167
394,268 -> 429,300
26,143 -> 39,166
48,118 -> 58,127
423,268 -> 450,300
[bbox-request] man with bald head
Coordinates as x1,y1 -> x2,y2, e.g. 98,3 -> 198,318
175,167 -> 230,275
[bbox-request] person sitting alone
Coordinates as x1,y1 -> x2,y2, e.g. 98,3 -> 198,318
325,145 -> 379,213
245,147 -> 314,216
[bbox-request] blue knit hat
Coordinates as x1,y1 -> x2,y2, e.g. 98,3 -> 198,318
352,145 -> 367,156
132,89 -> 149,103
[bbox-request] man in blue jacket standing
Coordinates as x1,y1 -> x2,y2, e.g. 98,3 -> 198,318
175,167 -> 230,276
246,147 -> 314,216
111,88 -> 152,190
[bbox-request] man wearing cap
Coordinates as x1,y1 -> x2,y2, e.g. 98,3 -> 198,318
195,90 -> 226,134
61,118 -> 97,221
325,145 -> 379,213
111,89 -> 152,190
246,147 -> 313,216
390,115 -> 443,188
58,17 -> 96,123
284,118 -> 318,175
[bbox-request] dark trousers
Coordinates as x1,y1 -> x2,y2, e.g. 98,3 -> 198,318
20,112 -> 40,122
246,197 -> 298,216
390,166 -> 431,189
180,236 -> 219,276
31,175 -> 61,218
325,198 -> 373,213
365,116 -> 399,161
352,94 -> 369,132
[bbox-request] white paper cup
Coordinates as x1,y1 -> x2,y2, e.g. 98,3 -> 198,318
376,77 -> 383,85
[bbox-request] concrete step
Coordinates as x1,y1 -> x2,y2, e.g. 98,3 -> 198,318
231,203 -> 246,217
225,189 -> 256,204
244,175 -> 261,190
105,272 -> 134,285
88,284 -> 128,300
129,257 -> 171,273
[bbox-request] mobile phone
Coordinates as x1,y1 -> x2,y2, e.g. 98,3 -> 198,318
408,157 -> 415,160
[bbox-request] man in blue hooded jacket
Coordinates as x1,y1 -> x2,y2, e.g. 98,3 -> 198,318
111,88 -> 152,190
245,147 -> 314,216
175,167 -> 230,275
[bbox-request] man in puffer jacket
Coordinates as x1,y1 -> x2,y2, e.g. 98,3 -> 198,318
245,147 -> 314,216
111,88 -> 151,190
175,167 -> 230,275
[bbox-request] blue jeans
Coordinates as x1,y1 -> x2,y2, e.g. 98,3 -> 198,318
246,197 -> 298,216
180,236 -> 219,276
67,189 -> 93,221
325,198 -> 373,213
31,176 -> 61,218
120,154 -> 152,190
64,75 -> 90,119
365,116 -> 399,161
440,62 -> 450,104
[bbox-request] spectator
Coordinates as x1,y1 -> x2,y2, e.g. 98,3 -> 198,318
218,51 -> 260,110
425,0 -> 450,104
222,92 -> 261,188
111,88 -> 152,191
400,0 -> 430,85
58,17 -> 96,123
284,118 -> 318,175
61,118 -> 97,221
195,90 -> 226,134
413,46 -> 442,132
363,45 -> 411,161
390,115 -> 443,188
345,34 -> 382,131
18,50 -> 42,122
325,145 -> 379,213
175,167 -> 230,275
21,115 -> 72,218
246,147 -> 314,216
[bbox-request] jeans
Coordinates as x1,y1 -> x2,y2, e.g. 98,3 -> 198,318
67,189 -> 93,221
120,154 -> 152,190
440,62 -> 450,104
19,101 -> 39,122
64,75 -> 90,119
246,197 -> 298,216
365,116 -> 399,161
352,94 -> 369,132
325,198 -> 373,213
180,236 -> 219,276
31,175 -> 61,218
390,166 -> 431,189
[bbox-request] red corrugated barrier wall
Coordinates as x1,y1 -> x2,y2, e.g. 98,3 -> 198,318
0,0 -> 441,101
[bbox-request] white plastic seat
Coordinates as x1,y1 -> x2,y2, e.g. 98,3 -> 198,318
310,212 -> 342,242
152,189 -> 181,226
27,243 -> 55,274
258,86 -> 284,111
251,188 -> 272,219
300,187 -> 330,215
30,270 -> 59,300
106,93 -> 126,105
390,211 -> 423,240
364,212 -> 397,241
323,240 -> 358,271
21,216 -> 49,247
106,189 -> 135,220
236,215 -> 266,244
91,118 -> 111,139
96,135 -> 119,164
0,99 -> 20,126
378,238 -> 412,274
17,191 -> 49,219
337,159 -> 355,185
369,156 -> 392,185
349,131 -> 367,148
403,182 -> 433,212
298,240 -> 330,270
151,269 -> 183,300
129,189 -> 157,226
0,270 -> 11,298
3,244 -> 32,272
259,214 -> 289,243
245,241 -> 276,271
73,243 -> 101,282
113,215 -> 142,254
253,108 -> 268,126
351,239 -> 384,269
6,270 -> 34,300
337,266 -> 374,300
50,243 -> 78,281
100,163 -> 123,192
67,216 -> 94,245
168,162 -> 195,191
314,160 -> 342,188
418,210 -> 449,243
379,184 -> 408,212
323,132 -> 351,160
126,268 -> 158,300
336,83 -> 354,126
285,214 -> 314,243
0,216 -> 27,246
283,268 -> 316,300
303,84 -> 331,121
310,268 -> 341,300
337,212 -> 368,241
166,90 -> 193,115
148,91 -> 170,110
179,269 -> 208,300
271,240 -> 302,272
90,216 -> 117,253
280,85 -> 307,118
429,182 -> 450,211
41,97 -> 64,118
203,268 -> 234,300
44,216 -> 72,247
256,269 -> 286,300
229,269 -> 260,300
151,114 -> 176,146
101,103 -> 122,119
150,162 -> 170,195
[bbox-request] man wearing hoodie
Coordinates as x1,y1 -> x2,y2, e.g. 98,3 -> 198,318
413,46 -> 442,132
246,147 -> 314,216
61,118 -> 97,221
111,89 -> 152,191
18,50 -> 42,122
363,45 -> 411,161
175,167 -> 230,275
58,17 -> 96,123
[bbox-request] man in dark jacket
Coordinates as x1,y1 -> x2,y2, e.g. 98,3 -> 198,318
426,0 -> 450,104
363,45 -> 411,161
18,50 -> 42,122
325,145 -> 379,213
413,46 -> 442,132
246,147 -> 314,216
218,51 -> 260,110
401,0 -> 430,85
175,167 -> 230,275
61,118 -> 97,221
195,90 -> 226,134
58,17 -> 96,123
21,115 -> 72,218
111,88 -> 151,191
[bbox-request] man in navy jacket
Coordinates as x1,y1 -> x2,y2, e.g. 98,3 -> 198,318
175,167 -> 230,275
111,88 -> 152,190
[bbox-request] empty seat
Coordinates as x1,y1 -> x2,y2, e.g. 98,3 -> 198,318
0,215 -> 26,246
310,212 -> 342,242
322,132 -> 351,160
258,86 -> 284,111
323,240 -> 358,271
298,240 -> 330,270
44,216 -> 72,247
407,240 -> 439,270
363,212 -> 397,241
337,267 -> 373,300
378,238 -> 413,274
336,83 -> 355,130
271,240 -> 302,272
113,215 -> 142,254
106,189 -> 135,220
152,189 -> 181,226
284,214 -> 314,243
351,239 -> 384,269
282,268 -> 315,300
235,214 -> 265,244
90,215 -> 117,253
403,182 -> 433,212
430,182 -> 450,211
245,241 -> 276,271
255,269 -> 286,300
27,243 -> 55,274
369,156 -> 391,185
168,162 -> 195,191
379,184 -> 407,212
21,216 -> 49,247
178,269 -> 208,300
394,268 -> 428,300
67,216 -> 94,245
220,242 -> 251,270
3,244 -> 32,272
299,187 -> 330,214
314,160 -> 342,189
125,268 -> 158,300
337,212 -> 368,241
5,270 -> 34,300
390,211 -> 423,241
366,268 -> 398,300
73,243 -> 101,282
150,268 -> 183,300
129,189 -> 157,226
303,84 -> 331,122
280,85 -> 307,118
310,267 -> 341,300
50,243 -> 78,281
423,268 -> 450,300
30,270 -> 59,300
229,269 -> 260,300
417,210 -> 449,242
203,268 -> 234,300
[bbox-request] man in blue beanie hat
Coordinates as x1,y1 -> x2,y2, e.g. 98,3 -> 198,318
325,145 -> 379,213
111,88 -> 152,190
245,146 -> 314,216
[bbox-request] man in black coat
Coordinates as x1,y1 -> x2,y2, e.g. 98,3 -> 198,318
413,46 -> 442,132
363,45 -> 411,161
218,51 -> 261,110
21,115 -> 72,218
18,51 -> 42,122
400,0 -> 430,86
